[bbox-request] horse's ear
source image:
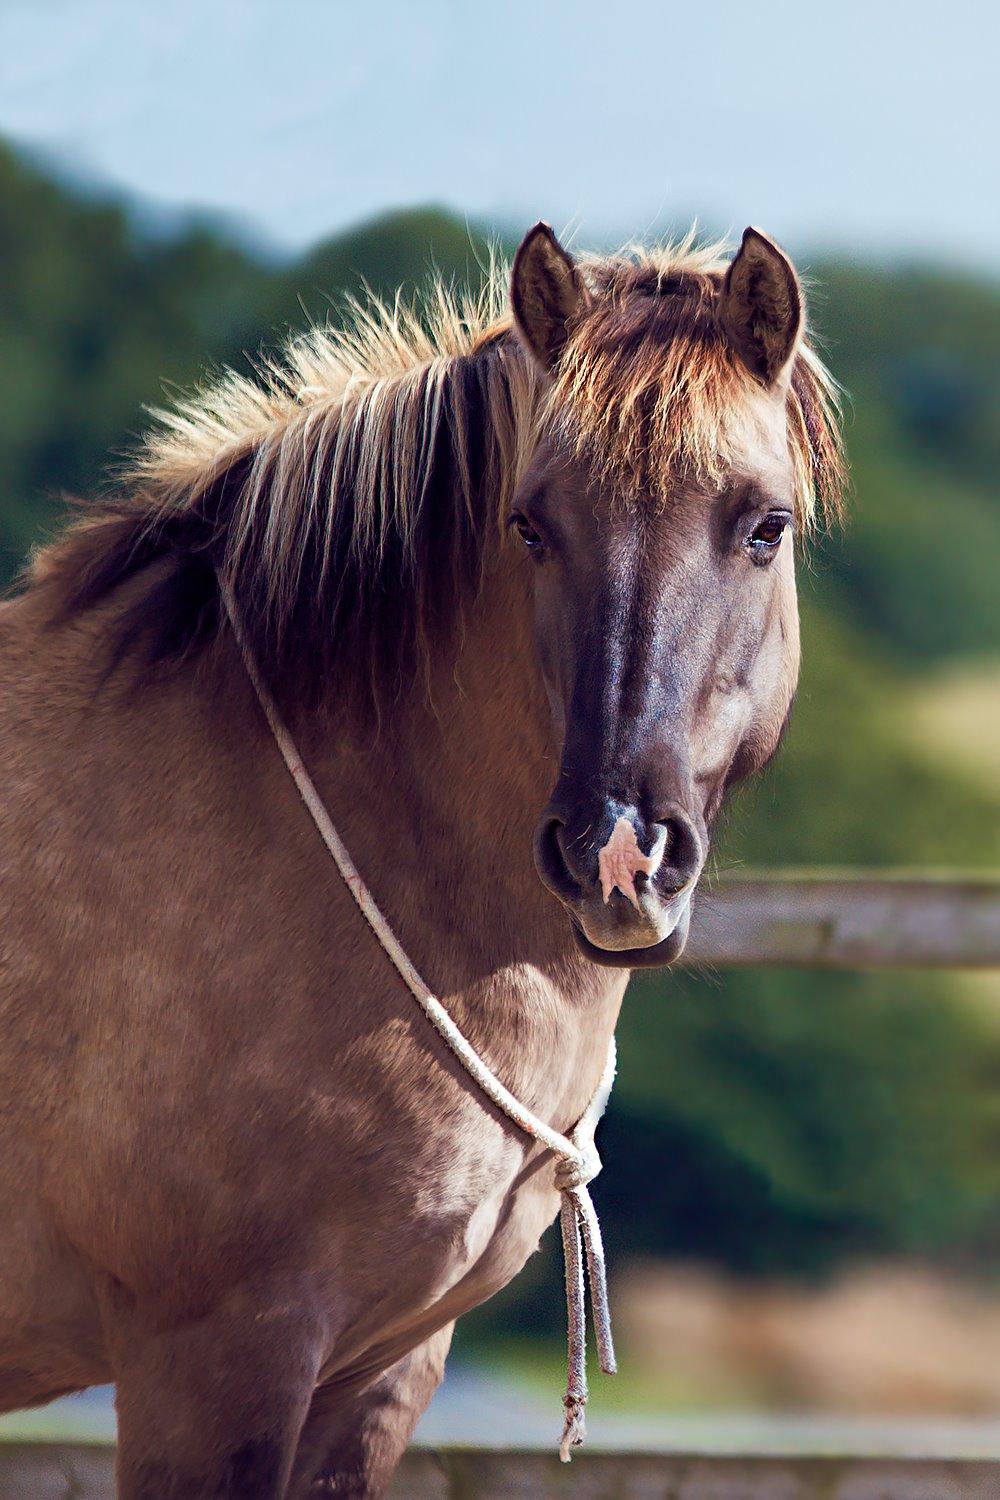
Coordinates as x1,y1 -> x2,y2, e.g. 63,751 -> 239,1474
718,227 -> 803,387
510,222 -> 590,373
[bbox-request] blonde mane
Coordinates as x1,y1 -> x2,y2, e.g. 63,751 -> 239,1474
29,233 -> 843,708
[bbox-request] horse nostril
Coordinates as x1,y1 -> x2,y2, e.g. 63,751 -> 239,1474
659,810 -> 702,893
536,800 -> 703,909
534,815 -> 583,903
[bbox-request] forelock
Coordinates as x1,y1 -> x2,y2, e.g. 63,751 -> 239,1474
545,244 -> 842,525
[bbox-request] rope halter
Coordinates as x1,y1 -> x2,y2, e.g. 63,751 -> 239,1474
221,584 -> 617,1461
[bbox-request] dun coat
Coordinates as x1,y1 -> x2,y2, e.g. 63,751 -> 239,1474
0,223 -> 841,1497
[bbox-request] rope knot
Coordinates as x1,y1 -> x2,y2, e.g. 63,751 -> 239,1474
554,1139 -> 601,1192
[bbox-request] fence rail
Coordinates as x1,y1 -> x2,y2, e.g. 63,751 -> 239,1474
682,871 -> 1000,968
3,1442 -> 999,1499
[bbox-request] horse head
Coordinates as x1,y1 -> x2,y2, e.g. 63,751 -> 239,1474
508,224 -> 831,966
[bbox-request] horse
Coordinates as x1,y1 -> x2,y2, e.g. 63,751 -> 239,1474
0,220 -> 842,1497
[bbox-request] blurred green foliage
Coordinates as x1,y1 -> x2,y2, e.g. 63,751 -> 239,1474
470,965 -> 998,1342
1,141 -> 997,1300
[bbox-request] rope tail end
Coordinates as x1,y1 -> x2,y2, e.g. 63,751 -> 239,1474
559,1394 -> 586,1463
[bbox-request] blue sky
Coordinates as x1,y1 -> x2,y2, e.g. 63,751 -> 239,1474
1,0 -> 997,270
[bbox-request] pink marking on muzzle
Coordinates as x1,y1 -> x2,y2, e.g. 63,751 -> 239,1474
597,817 -> 657,910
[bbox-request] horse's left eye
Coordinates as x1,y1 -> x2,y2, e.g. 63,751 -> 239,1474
509,514 -> 544,554
745,512 -> 791,559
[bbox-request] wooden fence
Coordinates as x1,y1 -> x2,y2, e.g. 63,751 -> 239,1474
682,870 -> 1000,968
3,1441 -> 1000,1499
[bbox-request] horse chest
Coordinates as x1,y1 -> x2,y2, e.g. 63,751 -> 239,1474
286,980 -> 613,1348
311,1107 -> 564,1377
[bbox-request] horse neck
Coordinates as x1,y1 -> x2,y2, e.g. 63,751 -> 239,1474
289,538 -> 627,1107
301,542 -> 553,958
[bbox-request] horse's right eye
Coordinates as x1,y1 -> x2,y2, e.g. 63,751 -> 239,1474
509,514 -> 544,554
744,510 -> 792,562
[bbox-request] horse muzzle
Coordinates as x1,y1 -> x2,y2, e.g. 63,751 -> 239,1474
533,797 -> 703,968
